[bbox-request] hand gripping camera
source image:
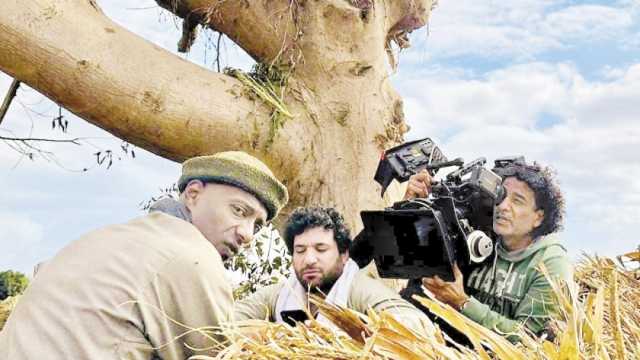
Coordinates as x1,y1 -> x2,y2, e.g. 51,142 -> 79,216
360,138 -> 523,281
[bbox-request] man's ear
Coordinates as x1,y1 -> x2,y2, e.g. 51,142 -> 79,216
534,209 -> 544,228
340,249 -> 350,265
182,180 -> 205,209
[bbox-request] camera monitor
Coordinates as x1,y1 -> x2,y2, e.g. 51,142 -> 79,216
360,209 -> 458,281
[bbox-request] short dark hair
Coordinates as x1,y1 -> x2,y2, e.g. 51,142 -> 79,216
494,162 -> 565,239
283,207 -> 351,254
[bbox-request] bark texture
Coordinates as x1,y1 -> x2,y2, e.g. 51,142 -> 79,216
0,0 -> 435,230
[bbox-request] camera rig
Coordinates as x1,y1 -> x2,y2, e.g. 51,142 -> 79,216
360,138 -> 523,281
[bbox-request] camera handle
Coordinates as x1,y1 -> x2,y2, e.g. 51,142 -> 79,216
423,157 -> 465,172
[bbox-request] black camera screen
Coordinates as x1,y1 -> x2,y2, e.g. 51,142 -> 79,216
360,209 -> 457,280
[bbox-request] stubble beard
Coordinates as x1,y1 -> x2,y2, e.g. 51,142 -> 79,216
296,261 -> 345,295
299,272 -> 340,295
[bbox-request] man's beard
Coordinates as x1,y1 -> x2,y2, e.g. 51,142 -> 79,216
305,271 -> 340,295
296,260 -> 345,295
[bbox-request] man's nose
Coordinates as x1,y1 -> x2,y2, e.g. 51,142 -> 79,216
496,197 -> 510,211
303,251 -> 318,265
237,222 -> 253,245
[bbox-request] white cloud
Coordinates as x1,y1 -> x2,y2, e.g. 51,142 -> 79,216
397,61 -> 640,257
573,64 -> 640,127
620,30 -> 640,50
0,213 -> 43,247
416,1 -> 636,60
0,212 -> 44,274
542,5 -> 633,41
398,62 -> 577,130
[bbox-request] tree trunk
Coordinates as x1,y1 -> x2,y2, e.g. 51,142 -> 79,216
0,0 -> 435,230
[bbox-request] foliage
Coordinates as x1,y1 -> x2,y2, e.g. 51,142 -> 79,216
227,224 -> 292,300
0,270 -> 29,301
2,97 -> 137,171
139,182 -> 179,211
0,295 -> 21,331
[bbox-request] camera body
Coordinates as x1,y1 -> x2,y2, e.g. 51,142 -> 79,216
360,138 -> 522,281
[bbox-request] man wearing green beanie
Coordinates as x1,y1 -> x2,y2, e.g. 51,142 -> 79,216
0,151 -> 288,360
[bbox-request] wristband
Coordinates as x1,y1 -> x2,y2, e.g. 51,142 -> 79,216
458,297 -> 471,312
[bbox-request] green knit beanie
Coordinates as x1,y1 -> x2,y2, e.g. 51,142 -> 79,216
178,151 -> 288,221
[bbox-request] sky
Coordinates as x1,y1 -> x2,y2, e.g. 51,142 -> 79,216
1,0 -> 639,275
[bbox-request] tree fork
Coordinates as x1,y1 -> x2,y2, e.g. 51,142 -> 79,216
155,0 -> 299,65
0,0 -> 436,233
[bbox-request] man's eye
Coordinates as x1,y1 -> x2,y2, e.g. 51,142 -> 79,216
231,205 -> 245,217
254,223 -> 263,234
316,247 -> 328,252
295,248 -> 305,254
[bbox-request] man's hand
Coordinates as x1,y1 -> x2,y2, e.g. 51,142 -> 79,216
422,264 -> 469,310
402,169 -> 432,200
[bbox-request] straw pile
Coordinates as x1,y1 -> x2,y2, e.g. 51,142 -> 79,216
207,252 -> 640,359
1,253 -> 638,359
0,295 -> 20,331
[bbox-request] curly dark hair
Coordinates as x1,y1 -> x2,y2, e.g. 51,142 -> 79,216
493,162 -> 565,239
283,207 -> 352,254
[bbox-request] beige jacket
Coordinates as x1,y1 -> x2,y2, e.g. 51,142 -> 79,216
234,269 -> 433,336
0,212 -> 233,360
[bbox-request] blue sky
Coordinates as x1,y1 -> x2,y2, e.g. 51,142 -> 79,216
1,0 -> 639,275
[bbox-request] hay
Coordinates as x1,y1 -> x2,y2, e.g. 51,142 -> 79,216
0,295 -> 20,331
1,253 -> 638,359
572,255 -> 640,358
210,253 -> 640,359
207,297 -> 473,360
225,64 -> 292,146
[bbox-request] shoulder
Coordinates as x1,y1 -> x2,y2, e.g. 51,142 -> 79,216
137,212 -> 222,272
234,281 -> 286,322
139,212 -> 204,242
528,234 -> 570,265
159,246 -> 226,281
532,239 -> 573,283
539,237 -> 570,267
151,234 -> 228,295
247,281 -> 285,310
348,270 -> 403,306
541,252 -> 572,283
252,282 -> 286,303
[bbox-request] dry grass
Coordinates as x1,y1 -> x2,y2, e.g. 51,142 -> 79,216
2,253 -> 638,359
570,253 -> 640,358
0,295 -> 20,331
207,252 -> 640,359
225,65 -> 292,146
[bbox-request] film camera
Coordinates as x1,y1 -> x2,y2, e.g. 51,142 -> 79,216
360,138 -> 524,281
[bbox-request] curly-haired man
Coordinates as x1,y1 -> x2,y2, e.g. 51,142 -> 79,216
403,161 -> 572,340
234,207 -> 433,335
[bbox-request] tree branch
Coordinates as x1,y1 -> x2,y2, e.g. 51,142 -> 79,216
0,135 -> 81,145
155,0 -> 299,65
215,31 -> 222,72
0,78 -> 20,126
0,0 -> 306,181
